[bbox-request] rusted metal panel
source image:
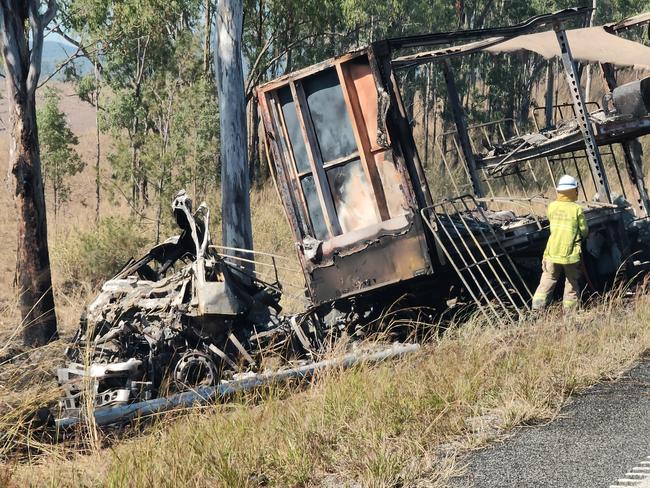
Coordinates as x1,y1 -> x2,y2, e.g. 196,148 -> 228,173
368,42 -> 433,212
336,60 -> 389,222
307,215 -> 433,303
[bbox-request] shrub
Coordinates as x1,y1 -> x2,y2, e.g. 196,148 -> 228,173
52,217 -> 151,290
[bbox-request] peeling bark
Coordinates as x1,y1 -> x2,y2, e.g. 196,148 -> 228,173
214,0 -> 254,272
1,0 -> 58,346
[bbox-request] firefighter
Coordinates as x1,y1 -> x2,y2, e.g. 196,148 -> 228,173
532,175 -> 589,310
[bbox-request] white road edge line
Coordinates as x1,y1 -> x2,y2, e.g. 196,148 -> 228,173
610,455 -> 650,488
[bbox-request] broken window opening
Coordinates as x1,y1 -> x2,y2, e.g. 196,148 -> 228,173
269,93 -> 313,237
264,56 -> 412,241
300,175 -> 329,241
278,86 -> 310,174
303,68 -> 358,163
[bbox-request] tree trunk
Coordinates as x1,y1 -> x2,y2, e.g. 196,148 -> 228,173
203,0 -> 212,74
94,59 -> 101,222
215,0 -> 254,272
11,94 -> 58,345
1,0 -> 59,346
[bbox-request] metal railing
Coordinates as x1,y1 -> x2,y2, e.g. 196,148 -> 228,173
209,245 -> 310,307
421,194 -> 533,326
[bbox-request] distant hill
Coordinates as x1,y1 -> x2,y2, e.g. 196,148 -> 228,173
41,40 -> 93,79
0,40 -> 92,80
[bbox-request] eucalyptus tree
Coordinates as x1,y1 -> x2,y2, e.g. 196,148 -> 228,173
59,0 -> 205,209
215,0 -> 253,269
0,0 -> 59,346
37,87 -> 85,219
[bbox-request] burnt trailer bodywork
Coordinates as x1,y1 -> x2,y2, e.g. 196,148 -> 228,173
259,7 -> 650,322
258,50 -> 437,307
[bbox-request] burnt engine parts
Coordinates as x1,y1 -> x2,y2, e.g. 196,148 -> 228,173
57,191 -> 307,418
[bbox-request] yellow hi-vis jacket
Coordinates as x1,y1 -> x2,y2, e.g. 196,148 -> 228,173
543,194 -> 589,265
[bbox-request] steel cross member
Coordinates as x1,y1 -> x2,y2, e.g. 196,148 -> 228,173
554,23 -> 612,203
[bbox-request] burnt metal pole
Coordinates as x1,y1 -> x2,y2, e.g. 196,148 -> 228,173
56,343 -> 420,428
554,23 -> 611,203
442,60 -> 484,200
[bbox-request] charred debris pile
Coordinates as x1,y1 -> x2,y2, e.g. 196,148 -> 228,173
56,7 -> 650,429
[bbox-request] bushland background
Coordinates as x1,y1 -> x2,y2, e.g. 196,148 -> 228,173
1,1 -> 650,486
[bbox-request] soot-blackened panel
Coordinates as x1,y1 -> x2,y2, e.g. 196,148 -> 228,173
301,175 -> 329,240
326,158 -> 379,233
303,69 -> 357,163
278,86 -> 310,174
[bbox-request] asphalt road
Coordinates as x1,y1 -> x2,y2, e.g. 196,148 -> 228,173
452,359 -> 650,488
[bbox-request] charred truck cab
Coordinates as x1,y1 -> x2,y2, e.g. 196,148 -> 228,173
258,7 -> 650,325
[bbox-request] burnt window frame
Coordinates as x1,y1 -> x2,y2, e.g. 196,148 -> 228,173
262,53 -> 405,241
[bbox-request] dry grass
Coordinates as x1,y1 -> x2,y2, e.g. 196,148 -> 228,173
0,289 -> 646,488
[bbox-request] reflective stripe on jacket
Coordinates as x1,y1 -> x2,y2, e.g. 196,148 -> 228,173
543,195 -> 589,265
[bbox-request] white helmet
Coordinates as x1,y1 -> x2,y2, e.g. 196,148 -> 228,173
556,175 -> 578,191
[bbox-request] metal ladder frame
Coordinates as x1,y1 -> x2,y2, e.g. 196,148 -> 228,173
421,194 -> 533,326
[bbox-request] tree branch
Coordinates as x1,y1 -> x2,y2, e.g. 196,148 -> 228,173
37,45 -> 95,88
244,34 -> 315,101
27,0 -> 58,96
244,35 -> 274,95
49,24 -> 105,74
0,7 -> 25,93
105,178 -> 157,222
42,0 -> 57,26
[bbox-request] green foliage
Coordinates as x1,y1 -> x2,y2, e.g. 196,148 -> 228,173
62,0 -> 216,215
163,75 -> 220,201
56,0 -> 650,229
52,217 -> 150,288
37,87 -> 85,215
59,1 -> 221,226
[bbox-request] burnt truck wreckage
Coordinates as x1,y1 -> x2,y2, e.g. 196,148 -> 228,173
58,190 -> 297,417
58,7 -> 650,426
56,189 -> 416,427
257,7 -> 650,321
